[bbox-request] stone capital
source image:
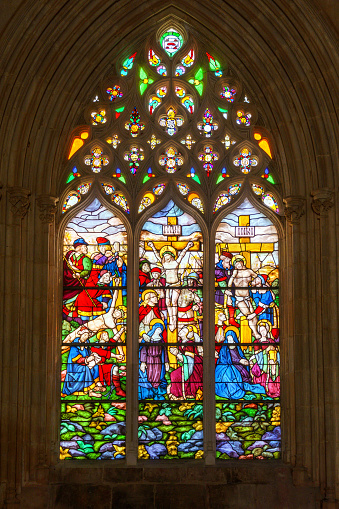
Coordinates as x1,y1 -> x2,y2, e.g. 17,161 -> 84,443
7,186 -> 31,218
311,188 -> 334,217
283,195 -> 305,224
36,195 -> 59,223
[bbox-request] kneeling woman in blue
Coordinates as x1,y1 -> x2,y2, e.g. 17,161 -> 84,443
215,329 -> 266,399
62,328 -> 100,398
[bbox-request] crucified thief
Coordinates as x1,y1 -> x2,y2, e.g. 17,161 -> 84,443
226,256 -> 261,339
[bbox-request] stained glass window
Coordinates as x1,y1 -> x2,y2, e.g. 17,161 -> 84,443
61,199 -> 127,460
61,23 -> 281,464
215,199 -> 280,460
138,200 -> 204,459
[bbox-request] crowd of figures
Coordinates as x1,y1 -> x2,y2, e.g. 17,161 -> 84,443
214,250 -> 280,400
138,239 -> 204,402
61,236 -> 127,399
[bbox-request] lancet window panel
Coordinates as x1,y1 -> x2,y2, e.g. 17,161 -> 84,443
61,199 -> 128,461
58,22 -> 283,463
214,198 -> 280,460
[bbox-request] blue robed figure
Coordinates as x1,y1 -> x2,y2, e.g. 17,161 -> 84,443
215,330 -> 266,399
62,343 -> 99,396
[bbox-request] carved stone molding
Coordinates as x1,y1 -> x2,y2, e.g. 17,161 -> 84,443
7,186 -> 31,218
36,195 -> 59,223
283,195 -> 306,224
311,188 -> 334,217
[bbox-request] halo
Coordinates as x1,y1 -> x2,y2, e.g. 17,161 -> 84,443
149,318 -> 165,329
96,329 -> 109,341
117,305 -> 127,318
141,288 -> 157,302
257,319 -> 272,332
160,245 -> 177,259
187,324 -> 198,334
225,326 -> 240,337
232,254 -> 246,266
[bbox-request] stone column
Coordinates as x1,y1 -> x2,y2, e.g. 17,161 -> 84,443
33,196 -> 58,483
283,196 -> 311,483
3,187 -> 30,508
311,189 -> 337,508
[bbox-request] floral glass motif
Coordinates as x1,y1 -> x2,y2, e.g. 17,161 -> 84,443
198,145 -> 219,176
222,134 -> 236,150
262,193 -> 279,213
139,68 -> 154,95
236,110 -> 251,126
215,199 -> 280,460
143,168 -> 155,183
101,183 -> 115,194
157,65 -> 167,76
175,49 -> 195,75
262,168 -> 276,184
228,183 -> 241,195
159,107 -> 184,136
138,200 -> 204,459
188,68 -> 204,96
181,134 -> 196,150
177,183 -> 190,195
206,52 -> 222,77
66,167 -> 81,184
149,87 -> 167,114
159,147 -> 183,173
175,65 -> 185,76
61,199 -> 127,460
175,87 -> 194,114
218,107 -> 228,120
106,135 -> 121,149
147,134 -> 161,150
125,108 -> 145,137
62,190 -> 81,213
181,49 -> 195,67
216,168 -> 229,184
121,52 -> 137,76
68,131 -> 89,160
107,86 -> 123,102
124,146 -> 144,175
138,192 -> 155,213
112,192 -> 129,213
197,109 -> 218,137
112,168 -> 126,184
213,193 -> 231,213
188,193 -> 204,213
91,109 -> 107,125
153,183 -> 166,195
187,167 -> 201,184
160,28 -> 183,57
233,148 -> 258,174
148,48 -> 168,76
220,86 -> 236,102
114,106 -> 125,119
254,133 -> 272,158
84,147 -> 109,173
77,183 -> 91,195
252,184 -> 264,196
